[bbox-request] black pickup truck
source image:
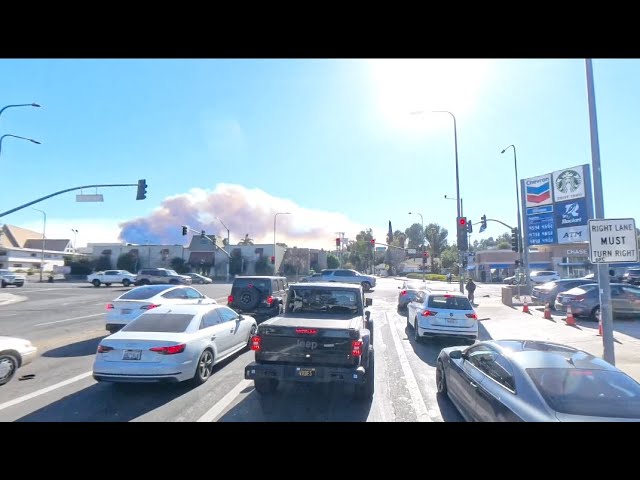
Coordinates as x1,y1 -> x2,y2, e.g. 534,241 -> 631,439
244,282 -> 374,401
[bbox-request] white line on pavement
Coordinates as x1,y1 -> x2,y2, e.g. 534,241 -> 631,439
385,312 -> 432,422
14,287 -> 79,293
34,313 -> 105,327
196,379 -> 253,422
0,371 -> 93,412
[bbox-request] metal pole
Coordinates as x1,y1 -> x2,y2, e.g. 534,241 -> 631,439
216,217 -> 231,282
0,102 -> 40,119
33,208 -> 46,282
585,58 -> 614,365
0,134 -> 41,158
434,111 -> 464,293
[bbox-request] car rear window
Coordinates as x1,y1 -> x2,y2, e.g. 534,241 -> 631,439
122,313 -> 195,333
527,368 -> 640,418
233,278 -> 270,291
119,285 -> 174,300
428,295 -> 472,310
407,281 -> 426,290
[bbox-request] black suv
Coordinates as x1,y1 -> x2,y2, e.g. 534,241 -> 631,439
228,276 -> 288,322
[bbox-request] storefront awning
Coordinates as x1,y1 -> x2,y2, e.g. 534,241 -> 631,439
529,262 -> 552,268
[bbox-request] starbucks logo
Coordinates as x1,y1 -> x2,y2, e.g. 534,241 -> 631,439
556,169 -> 582,194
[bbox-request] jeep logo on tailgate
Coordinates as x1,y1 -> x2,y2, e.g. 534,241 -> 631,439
297,340 -> 318,349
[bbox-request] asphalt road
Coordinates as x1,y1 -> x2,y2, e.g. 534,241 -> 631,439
0,277 -> 468,422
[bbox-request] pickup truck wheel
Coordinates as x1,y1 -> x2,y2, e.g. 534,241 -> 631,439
122,279 -> 131,287
254,378 -> 278,395
354,350 -> 375,401
92,279 -> 101,287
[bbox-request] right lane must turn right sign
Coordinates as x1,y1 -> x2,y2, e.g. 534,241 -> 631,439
588,218 -> 638,264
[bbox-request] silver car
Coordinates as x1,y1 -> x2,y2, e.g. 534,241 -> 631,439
0,336 -> 37,386
556,283 -> 640,321
105,284 -> 216,334
310,269 -> 376,292
94,304 -> 257,385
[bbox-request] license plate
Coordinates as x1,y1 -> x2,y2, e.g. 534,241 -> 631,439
121,308 -> 132,314
296,367 -> 315,377
122,350 -> 141,360
446,318 -> 458,324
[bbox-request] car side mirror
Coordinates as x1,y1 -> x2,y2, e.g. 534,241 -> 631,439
238,314 -> 244,320
365,298 -> 373,307
449,350 -> 463,360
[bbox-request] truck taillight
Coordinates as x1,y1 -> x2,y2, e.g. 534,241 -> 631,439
228,295 -> 234,304
351,340 -> 363,357
250,335 -> 261,351
266,295 -> 274,305
295,328 -> 318,335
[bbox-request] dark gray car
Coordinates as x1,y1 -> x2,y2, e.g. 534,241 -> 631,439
397,280 -> 429,309
531,278 -> 593,309
436,339 -> 640,422
555,283 -> 640,321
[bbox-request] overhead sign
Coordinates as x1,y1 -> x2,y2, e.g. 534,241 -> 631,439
588,218 -> 638,264
76,194 -> 104,202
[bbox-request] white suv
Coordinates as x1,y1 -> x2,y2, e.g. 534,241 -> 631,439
529,270 -> 561,284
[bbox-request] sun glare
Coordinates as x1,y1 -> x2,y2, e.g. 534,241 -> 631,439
367,59 -> 493,131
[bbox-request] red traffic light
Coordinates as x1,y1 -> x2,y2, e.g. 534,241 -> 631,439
370,239 -> 375,244
335,237 -> 340,247
458,217 -> 467,226
422,251 -> 429,257
270,256 -> 275,264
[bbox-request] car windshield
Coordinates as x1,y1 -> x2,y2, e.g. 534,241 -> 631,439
119,285 -> 174,299
122,313 -> 195,333
527,368 -> 640,418
287,287 -> 359,314
166,270 -> 180,276
406,281 -> 426,290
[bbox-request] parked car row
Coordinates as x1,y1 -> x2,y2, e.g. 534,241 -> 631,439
87,269 -> 213,287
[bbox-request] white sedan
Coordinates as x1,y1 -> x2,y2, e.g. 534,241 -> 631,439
0,336 -> 38,386
105,284 -> 217,334
93,304 -> 257,385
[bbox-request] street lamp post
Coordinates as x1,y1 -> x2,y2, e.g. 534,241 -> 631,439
215,217 -> 231,282
408,211 -> 425,282
501,144 -> 528,294
274,212 -> 291,275
0,102 -> 40,119
0,134 -> 41,158
71,229 -> 79,253
33,208 -> 46,282
413,110 -> 464,293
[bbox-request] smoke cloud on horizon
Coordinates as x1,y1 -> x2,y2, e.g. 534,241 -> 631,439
118,183 -> 371,248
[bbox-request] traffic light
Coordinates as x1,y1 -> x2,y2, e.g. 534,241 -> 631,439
511,228 -> 519,252
467,220 -> 473,233
181,226 -> 188,236
370,239 -> 375,247
201,230 -> 206,239
480,215 -> 487,233
270,256 -> 275,264
335,237 -> 341,247
515,260 -> 521,267
136,179 -> 147,200
457,217 -> 469,251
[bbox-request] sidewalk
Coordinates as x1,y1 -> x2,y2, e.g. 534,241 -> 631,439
474,296 -> 640,383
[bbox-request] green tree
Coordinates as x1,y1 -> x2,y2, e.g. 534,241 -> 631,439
393,230 -> 406,248
404,223 -> 424,249
425,223 -> 449,259
95,255 -> 111,271
117,252 -> 137,272
169,257 -> 190,274
255,256 -> 273,275
327,254 -> 340,269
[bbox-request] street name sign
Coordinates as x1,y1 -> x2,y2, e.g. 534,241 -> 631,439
588,218 -> 638,264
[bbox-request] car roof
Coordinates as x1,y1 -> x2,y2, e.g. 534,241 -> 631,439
234,275 -> 286,280
485,339 -> 617,371
427,291 -> 467,298
292,281 -> 361,290
135,303 -> 226,315
117,284 -> 177,297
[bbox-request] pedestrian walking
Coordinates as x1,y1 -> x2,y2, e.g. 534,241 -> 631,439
466,279 -> 476,304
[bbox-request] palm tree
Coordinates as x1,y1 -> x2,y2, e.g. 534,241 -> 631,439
237,234 -> 254,246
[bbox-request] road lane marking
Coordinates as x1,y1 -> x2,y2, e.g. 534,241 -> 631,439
0,371 -> 93,412
34,313 -> 105,327
196,379 -> 253,422
385,312 -> 432,422
13,287 -> 82,293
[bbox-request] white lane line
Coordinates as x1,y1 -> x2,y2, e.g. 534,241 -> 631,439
34,313 -> 105,327
13,287 -> 79,293
385,312 -> 432,422
0,371 -> 93,412
196,379 -> 253,422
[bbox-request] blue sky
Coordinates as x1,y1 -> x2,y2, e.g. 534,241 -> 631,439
0,59 -> 637,251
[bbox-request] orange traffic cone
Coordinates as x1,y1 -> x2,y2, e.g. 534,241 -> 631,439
565,305 -> 576,326
522,300 -> 529,313
544,303 -> 552,320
